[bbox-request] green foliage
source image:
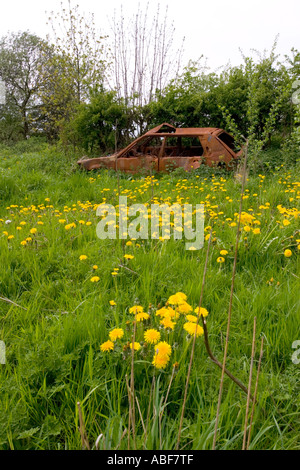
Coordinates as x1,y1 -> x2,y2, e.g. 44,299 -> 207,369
63,88 -> 132,154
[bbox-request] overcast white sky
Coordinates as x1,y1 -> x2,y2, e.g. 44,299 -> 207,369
0,0 -> 299,71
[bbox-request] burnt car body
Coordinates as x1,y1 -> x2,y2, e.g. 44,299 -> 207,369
77,123 -> 241,173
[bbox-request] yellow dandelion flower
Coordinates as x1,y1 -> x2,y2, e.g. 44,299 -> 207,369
167,292 -> 186,305
109,328 -> 124,342
100,340 -> 114,352
220,250 -> 228,256
7,235 -> 14,240
90,276 -> 100,282
30,228 -> 37,234
136,311 -> 150,322
124,254 -> 134,260
93,265 -> 98,270
130,342 -> 141,351
217,256 -> 225,263
109,300 -> 116,306
186,315 -> 198,323
160,317 -> 175,330
86,221 -> 92,226
155,341 -> 172,357
184,322 -> 204,337
194,306 -> 209,317
144,329 -> 161,344
20,240 -> 27,246
284,249 -> 292,258
152,352 -> 170,369
176,301 -> 193,314
129,305 -> 144,314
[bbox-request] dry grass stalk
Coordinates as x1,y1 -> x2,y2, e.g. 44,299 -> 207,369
212,142 -> 248,450
246,336 -> 264,450
175,225 -> 213,450
125,374 -> 132,449
130,320 -> 137,448
77,401 -> 90,450
242,316 -> 257,450
201,316 -> 253,398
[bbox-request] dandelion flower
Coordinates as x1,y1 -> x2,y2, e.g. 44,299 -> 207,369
109,328 -> 124,342
136,311 -> 150,322
30,228 -> 37,234
220,250 -> 228,256
152,352 -> 170,369
144,329 -> 161,344
160,317 -> 175,330
100,340 -> 114,352
130,342 -> 141,351
184,322 -> 204,337
186,315 -> 198,323
176,301 -> 193,314
93,265 -> 98,270
109,300 -> 116,306
124,254 -> 134,260
253,228 -> 261,234
155,341 -> 172,357
129,305 -> 144,314
284,249 -> 292,258
79,255 -> 87,261
217,256 -> 225,263
90,276 -> 100,282
194,307 -> 208,318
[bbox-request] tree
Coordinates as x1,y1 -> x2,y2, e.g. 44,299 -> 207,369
108,2 -> 185,133
38,0 -> 107,140
0,31 -> 51,139
64,87 -> 131,154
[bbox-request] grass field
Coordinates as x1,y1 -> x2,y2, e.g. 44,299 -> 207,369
0,144 -> 299,450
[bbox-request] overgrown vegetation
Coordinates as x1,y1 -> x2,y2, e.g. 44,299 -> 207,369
0,146 -> 299,449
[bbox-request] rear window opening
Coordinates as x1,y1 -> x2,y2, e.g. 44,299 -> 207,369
218,132 -> 236,151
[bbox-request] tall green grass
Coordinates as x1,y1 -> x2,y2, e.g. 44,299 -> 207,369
0,145 -> 299,449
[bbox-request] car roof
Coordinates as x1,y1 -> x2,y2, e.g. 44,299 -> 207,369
144,123 -> 222,136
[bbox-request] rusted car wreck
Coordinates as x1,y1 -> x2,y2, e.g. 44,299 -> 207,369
77,123 -> 241,173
